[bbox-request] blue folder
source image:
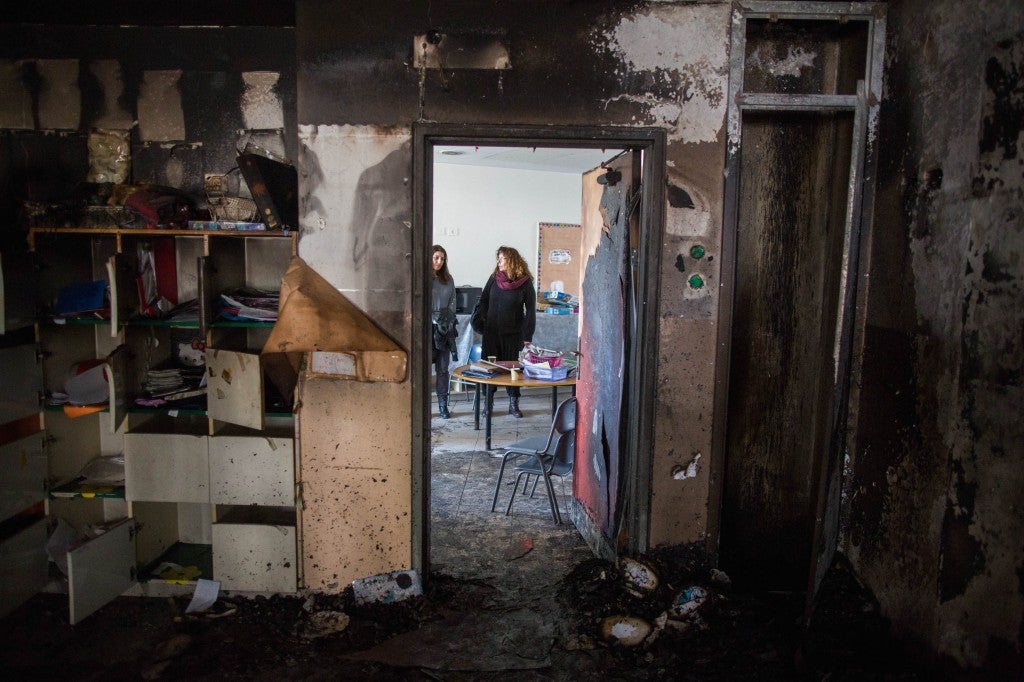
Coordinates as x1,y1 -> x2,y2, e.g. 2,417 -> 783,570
55,280 -> 107,316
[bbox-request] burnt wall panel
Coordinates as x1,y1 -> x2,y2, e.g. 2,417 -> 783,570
299,0 -> 647,127
650,317 -> 715,544
297,1 -> 732,562
299,377 -> 412,592
847,0 -> 1024,670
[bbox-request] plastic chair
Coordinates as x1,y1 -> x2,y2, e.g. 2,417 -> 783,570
491,397 -> 576,524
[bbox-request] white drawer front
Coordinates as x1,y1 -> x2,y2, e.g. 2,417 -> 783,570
213,522 -> 296,593
0,434 -> 45,521
209,436 -> 294,507
0,344 -> 41,425
124,432 -> 209,503
0,518 -> 47,619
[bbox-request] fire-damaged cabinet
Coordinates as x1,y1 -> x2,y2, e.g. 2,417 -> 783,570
0,227 -> 298,623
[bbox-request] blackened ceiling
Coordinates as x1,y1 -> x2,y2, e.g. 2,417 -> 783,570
4,1 -> 295,27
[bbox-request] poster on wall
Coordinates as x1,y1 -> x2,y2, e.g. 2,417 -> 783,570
536,222 -> 581,309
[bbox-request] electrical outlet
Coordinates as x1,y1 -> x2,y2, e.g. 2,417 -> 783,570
204,174 -> 226,194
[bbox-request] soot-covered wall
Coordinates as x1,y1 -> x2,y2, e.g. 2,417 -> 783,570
0,25 -> 297,234
845,0 -> 1023,670
295,0 -> 730,585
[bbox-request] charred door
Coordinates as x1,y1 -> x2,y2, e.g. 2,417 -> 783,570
717,4 -> 885,596
574,151 -> 641,554
720,110 -> 854,589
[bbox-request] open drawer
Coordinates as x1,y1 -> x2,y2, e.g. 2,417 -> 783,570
67,517 -> 136,624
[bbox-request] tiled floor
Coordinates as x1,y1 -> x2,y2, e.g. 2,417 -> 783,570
428,389 -> 591,602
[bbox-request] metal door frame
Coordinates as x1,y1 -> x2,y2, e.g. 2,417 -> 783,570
411,124 -> 666,572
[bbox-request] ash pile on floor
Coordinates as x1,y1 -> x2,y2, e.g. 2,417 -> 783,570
0,552 -> 949,681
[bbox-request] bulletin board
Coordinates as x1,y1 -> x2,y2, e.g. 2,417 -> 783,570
536,222 -> 582,303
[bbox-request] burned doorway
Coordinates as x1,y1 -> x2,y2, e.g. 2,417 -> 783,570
412,125 -> 665,577
713,3 -> 885,597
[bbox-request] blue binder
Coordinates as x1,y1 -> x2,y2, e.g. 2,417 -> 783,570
55,280 -> 107,316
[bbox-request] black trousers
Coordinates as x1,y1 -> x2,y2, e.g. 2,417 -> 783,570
432,345 -> 450,398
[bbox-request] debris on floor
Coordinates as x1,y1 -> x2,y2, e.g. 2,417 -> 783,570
600,614 -> 655,647
620,555 -> 659,597
503,536 -> 534,561
351,569 -> 423,605
300,609 -> 351,640
0,553 -> 957,680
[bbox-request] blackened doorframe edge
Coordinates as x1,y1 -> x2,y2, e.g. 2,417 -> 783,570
411,123 -> 667,573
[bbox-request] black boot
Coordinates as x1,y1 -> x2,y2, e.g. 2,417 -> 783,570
509,396 -> 523,418
438,397 -> 451,419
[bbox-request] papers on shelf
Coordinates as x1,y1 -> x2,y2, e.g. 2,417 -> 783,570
218,289 -> 279,321
136,366 -> 207,407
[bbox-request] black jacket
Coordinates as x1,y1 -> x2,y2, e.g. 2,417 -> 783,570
470,274 -> 536,342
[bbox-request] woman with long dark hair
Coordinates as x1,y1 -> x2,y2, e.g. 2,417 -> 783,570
470,246 -> 536,418
431,244 -> 457,419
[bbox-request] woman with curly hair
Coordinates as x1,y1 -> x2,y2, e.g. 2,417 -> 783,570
470,246 -> 536,418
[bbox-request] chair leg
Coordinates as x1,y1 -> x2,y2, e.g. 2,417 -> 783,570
529,475 -> 540,498
541,471 -> 560,524
557,478 -> 569,523
507,472 -> 528,516
490,453 -> 513,513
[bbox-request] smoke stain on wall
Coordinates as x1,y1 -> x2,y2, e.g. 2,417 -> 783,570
596,5 -> 729,143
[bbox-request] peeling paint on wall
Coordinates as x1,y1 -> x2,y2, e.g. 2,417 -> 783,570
36,59 -> 80,130
671,453 -> 701,480
88,60 -> 133,130
137,70 -> 186,142
0,60 -> 33,129
974,33 -> 1024,196
597,5 -> 729,143
241,71 -> 284,131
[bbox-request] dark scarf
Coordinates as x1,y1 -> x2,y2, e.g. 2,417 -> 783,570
495,269 -> 530,290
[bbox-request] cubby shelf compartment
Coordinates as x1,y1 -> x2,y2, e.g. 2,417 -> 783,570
18,224 -> 300,623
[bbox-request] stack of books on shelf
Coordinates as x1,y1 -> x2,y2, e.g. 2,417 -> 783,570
136,367 -> 207,408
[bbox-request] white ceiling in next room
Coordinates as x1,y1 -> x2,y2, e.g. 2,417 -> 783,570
433,145 -> 620,174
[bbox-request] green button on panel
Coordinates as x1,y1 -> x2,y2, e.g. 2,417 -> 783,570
688,274 -> 705,289
689,244 -> 706,260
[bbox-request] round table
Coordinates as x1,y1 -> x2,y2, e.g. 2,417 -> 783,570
451,363 -> 577,450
